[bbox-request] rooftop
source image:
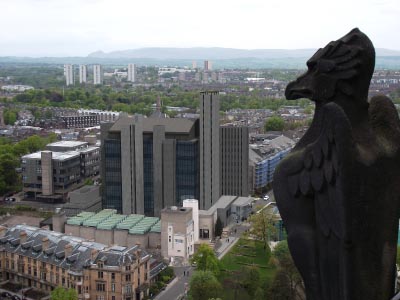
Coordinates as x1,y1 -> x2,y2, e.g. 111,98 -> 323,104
0,225 -> 149,273
67,210 -> 161,235
22,151 -> 80,161
110,116 -> 196,134
46,141 -> 88,148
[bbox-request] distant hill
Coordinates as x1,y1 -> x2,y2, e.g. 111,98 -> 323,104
87,47 -> 400,60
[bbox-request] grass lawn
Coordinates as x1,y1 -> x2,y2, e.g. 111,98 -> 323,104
218,238 -> 277,299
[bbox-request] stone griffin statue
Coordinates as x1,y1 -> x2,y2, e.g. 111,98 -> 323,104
273,28 -> 400,300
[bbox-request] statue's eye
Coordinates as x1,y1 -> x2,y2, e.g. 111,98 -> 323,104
307,61 -> 317,70
317,60 -> 335,73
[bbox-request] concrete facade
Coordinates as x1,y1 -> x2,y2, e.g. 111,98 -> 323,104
220,126 -> 249,197
22,141 -> 100,203
128,63 -> 136,82
64,64 -> 74,86
200,91 -> 220,210
79,64 -> 87,84
41,151 -> 53,196
161,207 -> 194,261
101,116 -> 199,216
93,64 -> 103,85
63,185 -> 102,217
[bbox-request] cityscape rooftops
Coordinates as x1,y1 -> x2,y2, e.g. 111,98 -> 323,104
0,224 -> 149,272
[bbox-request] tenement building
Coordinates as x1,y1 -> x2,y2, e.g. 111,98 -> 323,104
101,115 -> 199,216
0,225 -> 150,300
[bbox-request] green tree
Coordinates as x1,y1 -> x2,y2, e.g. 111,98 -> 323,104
51,286 -> 78,300
214,216 -> 223,238
264,116 -> 285,131
270,240 -> 304,300
190,243 -> 221,276
248,206 -> 277,249
3,109 -> 17,125
241,266 -> 261,297
189,271 -> 222,300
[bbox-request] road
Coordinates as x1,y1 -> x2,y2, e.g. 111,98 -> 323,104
154,266 -> 192,300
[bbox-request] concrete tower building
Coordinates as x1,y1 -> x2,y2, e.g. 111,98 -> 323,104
204,60 -> 212,71
128,63 -> 136,82
101,116 -> 200,216
199,91 -> 220,210
79,65 -> 87,84
93,64 -> 103,85
64,64 -> 74,86
220,126 -> 249,196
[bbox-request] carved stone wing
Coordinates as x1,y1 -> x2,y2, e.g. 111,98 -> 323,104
286,102 -> 355,240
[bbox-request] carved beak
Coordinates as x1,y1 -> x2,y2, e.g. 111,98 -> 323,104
285,80 -> 314,100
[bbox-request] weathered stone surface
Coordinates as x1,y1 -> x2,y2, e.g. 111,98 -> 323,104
274,28 -> 400,300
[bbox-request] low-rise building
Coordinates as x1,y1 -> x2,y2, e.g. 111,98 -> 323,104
249,135 -> 295,193
65,210 -> 161,250
63,185 -> 102,217
21,141 -> 100,203
161,206 -> 195,262
0,224 -> 151,300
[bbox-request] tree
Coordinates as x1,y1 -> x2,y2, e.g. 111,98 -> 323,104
51,286 -> 78,300
3,109 -> 17,125
265,116 -> 285,131
241,266 -> 261,297
190,243 -> 221,276
248,206 -> 277,250
215,216 -> 223,238
189,271 -> 222,300
269,240 -> 304,300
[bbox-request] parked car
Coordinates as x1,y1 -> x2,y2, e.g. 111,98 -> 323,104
263,195 -> 270,201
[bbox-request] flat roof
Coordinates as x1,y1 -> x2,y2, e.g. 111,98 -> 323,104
22,151 -> 80,161
110,116 -> 196,134
47,141 -> 88,147
199,195 -> 238,215
78,146 -> 99,153
233,196 -> 253,206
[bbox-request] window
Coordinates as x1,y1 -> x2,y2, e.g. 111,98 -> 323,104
111,283 -> 115,292
96,283 -> 105,292
96,296 -> 105,300
125,284 -> 132,294
98,271 -> 103,279
111,273 -> 115,280
125,265 -> 131,271
125,274 -> 131,281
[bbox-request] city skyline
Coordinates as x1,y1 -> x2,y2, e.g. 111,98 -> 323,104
0,0 -> 399,56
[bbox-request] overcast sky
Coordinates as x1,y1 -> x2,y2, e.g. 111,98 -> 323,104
0,0 -> 399,56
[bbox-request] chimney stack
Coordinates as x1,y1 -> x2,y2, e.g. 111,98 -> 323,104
20,231 -> 27,244
91,249 -> 98,262
64,244 -> 73,257
0,226 -> 7,238
42,237 -> 49,251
